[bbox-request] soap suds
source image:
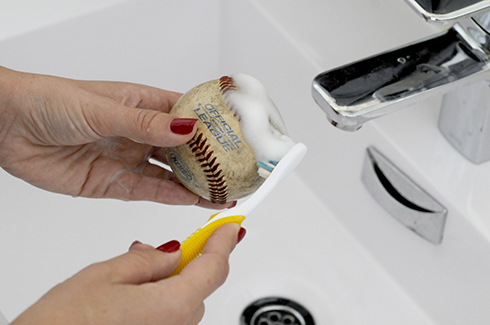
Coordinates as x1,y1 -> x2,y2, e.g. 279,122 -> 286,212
224,73 -> 296,162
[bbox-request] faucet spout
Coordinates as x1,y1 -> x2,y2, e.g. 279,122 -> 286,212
312,15 -> 490,164
312,25 -> 488,131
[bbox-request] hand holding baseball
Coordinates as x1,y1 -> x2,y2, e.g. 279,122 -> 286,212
0,66 -> 235,208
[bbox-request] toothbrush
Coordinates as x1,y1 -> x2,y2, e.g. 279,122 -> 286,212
169,142 -> 307,276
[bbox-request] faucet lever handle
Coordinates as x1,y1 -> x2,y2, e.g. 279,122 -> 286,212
404,0 -> 490,23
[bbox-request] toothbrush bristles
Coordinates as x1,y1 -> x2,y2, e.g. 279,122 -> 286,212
257,160 -> 278,179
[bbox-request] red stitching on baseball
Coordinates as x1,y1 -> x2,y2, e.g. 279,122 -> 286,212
219,76 -> 242,123
219,76 -> 237,93
188,133 -> 228,204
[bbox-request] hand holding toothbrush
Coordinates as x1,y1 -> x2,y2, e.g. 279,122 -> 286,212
11,223 -> 245,325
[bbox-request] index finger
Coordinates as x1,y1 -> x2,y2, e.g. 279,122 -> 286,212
74,79 -> 182,112
174,223 -> 240,304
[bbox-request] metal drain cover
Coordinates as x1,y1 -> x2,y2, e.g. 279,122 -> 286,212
241,297 -> 315,325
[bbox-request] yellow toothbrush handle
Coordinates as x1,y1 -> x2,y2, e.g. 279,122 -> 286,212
170,214 -> 245,276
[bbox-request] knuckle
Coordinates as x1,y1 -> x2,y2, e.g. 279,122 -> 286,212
134,109 -> 159,138
127,250 -> 155,271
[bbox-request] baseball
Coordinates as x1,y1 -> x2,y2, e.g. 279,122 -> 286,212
165,73 -> 295,204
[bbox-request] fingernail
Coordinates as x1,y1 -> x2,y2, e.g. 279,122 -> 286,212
129,240 -> 141,249
156,240 -> 181,253
170,118 -> 198,135
237,227 -> 246,244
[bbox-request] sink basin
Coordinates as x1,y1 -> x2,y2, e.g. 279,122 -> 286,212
0,0 -> 489,324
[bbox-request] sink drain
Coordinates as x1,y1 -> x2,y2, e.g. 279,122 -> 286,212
240,297 -> 315,325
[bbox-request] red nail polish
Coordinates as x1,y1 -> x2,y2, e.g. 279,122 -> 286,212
156,240 -> 181,253
170,118 -> 197,135
237,227 -> 246,244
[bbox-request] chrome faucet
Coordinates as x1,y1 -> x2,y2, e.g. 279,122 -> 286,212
312,0 -> 490,164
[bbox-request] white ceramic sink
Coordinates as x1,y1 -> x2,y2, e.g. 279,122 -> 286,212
1,0 -> 490,324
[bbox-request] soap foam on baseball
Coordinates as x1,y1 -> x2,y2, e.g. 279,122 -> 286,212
224,73 -> 296,163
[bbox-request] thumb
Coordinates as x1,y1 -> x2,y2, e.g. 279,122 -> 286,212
91,100 -> 198,147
